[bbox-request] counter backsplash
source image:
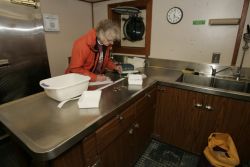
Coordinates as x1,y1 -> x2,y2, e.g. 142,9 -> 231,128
147,58 -> 250,80
112,54 -> 250,80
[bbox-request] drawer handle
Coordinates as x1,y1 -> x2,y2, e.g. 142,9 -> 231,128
194,103 -> 203,109
146,94 -> 151,98
88,159 -> 100,167
0,59 -> 10,68
0,133 -> 9,141
116,115 -> 123,120
205,105 -> 213,111
134,123 -> 140,128
129,128 -> 134,135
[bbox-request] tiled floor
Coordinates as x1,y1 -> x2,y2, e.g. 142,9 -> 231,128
135,139 -> 250,167
134,139 -> 200,167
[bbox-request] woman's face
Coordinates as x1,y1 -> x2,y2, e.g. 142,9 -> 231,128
98,30 -> 116,46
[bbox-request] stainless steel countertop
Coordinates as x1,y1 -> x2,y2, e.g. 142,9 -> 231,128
144,67 -> 250,101
0,67 -> 249,161
0,73 -> 160,160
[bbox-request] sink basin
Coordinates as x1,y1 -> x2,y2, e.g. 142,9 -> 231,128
212,78 -> 250,92
176,73 -> 250,93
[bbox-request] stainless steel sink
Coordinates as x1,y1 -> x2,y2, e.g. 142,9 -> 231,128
176,73 -> 250,93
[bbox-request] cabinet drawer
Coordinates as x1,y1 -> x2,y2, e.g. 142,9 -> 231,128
96,104 -> 136,152
136,88 -> 156,117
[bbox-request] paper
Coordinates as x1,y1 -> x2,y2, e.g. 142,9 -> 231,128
79,108 -> 100,115
128,85 -> 143,91
89,77 -> 113,86
127,57 -> 145,68
78,90 -> 102,108
43,14 -> 60,32
121,70 -> 139,74
128,74 -> 143,85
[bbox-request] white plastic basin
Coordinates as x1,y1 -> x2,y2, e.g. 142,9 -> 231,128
40,73 -> 90,101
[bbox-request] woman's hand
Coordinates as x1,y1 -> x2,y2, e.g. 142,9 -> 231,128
115,65 -> 122,74
96,75 -> 107,81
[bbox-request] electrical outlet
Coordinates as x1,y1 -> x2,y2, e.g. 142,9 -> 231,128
212,52 -> 220,63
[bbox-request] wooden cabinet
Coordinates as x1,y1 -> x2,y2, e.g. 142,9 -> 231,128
154,86 -> 250,162
96,104 -> 136,153
154,86 -> 217,154
82,134 -> 99,167
50,133 -> 99,167
96,88 -> 156,167
98,124 -> 135,167
134,89 -> 156,157
50,143 -> 84,167
28,84 -> 250,166
96,104 -> 136,167
34,87 -> 156,167
213,97 -> 250,162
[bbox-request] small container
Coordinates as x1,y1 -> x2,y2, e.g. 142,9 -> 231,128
40,73 -> 90,101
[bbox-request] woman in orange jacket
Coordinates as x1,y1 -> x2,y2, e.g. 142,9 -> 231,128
65,19 -> 122,82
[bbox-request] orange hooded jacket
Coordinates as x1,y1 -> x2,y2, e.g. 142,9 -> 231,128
65,29 -> 116,81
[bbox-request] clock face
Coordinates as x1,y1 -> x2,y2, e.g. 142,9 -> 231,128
167,7 -> 183,24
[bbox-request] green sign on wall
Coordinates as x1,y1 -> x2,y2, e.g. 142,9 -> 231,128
193,20 -> 206,25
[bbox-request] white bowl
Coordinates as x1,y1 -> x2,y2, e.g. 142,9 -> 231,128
40,73 -> 90,101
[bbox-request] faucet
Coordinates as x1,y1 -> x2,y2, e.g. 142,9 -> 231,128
234,31 -> 250,81
209,66 -> 232,87
210,66 -> 232,77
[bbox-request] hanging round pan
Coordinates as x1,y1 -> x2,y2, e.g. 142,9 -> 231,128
123,16 -> 145,42
112,6 -> 141,15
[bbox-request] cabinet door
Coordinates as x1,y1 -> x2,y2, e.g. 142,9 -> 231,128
135,103 -> 155,158
50,142 -> 84,167
136,88 -> 156,118
96,104 -> 135,152
191,93 -> 225,153
51,134 -> 99,167
154,86 -> 219,154
214,98 -> 250,162
82,134 -> 100,167
99,127 -> 135,167
134,88 -> 156,159
96,104 -> 136,167
96,115 -> 123,153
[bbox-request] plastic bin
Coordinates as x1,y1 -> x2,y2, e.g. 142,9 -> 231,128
40,73 -> 90,101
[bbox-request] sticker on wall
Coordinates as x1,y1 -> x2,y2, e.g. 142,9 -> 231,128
193,20 -> 206,25
43,14 -> 60,32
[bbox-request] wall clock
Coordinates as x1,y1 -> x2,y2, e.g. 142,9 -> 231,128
167,7 -> 183,24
